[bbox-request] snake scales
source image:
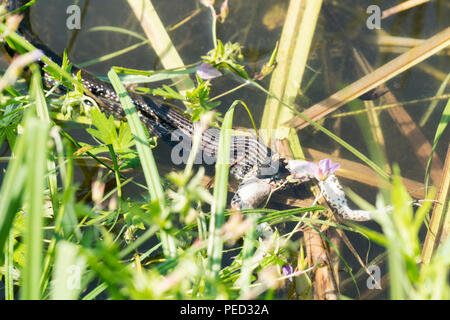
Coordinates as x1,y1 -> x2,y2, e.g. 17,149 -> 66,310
6,0 -> 374,221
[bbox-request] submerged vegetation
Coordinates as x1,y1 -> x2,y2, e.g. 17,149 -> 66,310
0,0 -> 449,300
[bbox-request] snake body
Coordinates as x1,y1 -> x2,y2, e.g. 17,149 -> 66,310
6,0 -> 374,221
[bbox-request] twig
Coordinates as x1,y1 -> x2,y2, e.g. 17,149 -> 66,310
331,94 -> 450,118
421,144 -> 450,264
382,0 -> 432,19
286,27 -> 450,130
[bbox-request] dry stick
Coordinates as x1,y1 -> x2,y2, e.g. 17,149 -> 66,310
126,0 -> 195,94
384,90 -> 443,186
261,0 -> 338,299
286,27 -> 449,185
351,33 -> 447,185
66,0 -> 90,54
340,251 -> 387,291
304,227 -> 339,300
421,144 -> 450,264
441,200 -> 450,248
374,33 -> 431,47
353,51 -> 445,187
167,8 -> 202,32
331,95 -> 450,119
372,32 -> 450,56
261,0 -> 322,151
378,46 -> 450,56
381,0 -> 432,19
286,27 -> 450,131
353,50 -> 391,177
277,139 -> 340,300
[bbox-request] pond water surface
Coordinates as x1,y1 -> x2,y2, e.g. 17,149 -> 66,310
16,0 -> 450,299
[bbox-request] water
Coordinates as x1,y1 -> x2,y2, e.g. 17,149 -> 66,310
11,0 -> 450,299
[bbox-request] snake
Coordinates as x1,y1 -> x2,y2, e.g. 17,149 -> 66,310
5,0 -> 373,221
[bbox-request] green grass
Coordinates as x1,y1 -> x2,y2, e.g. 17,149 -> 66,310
205,101 -> 235,295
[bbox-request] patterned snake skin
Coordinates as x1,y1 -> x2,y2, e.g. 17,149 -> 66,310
7,0 -> 374,221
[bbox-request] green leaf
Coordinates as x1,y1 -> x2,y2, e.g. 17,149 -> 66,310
202,40 -> 249,79
21,117 -> 49,300
206,100 -> 239,296
420,73 -> 450,127
185,76 -> 221,121
117,121 -> 136,153
149,85 -> 186,101
87,107 -> 117,144
86,107 -> 136,156
424,97 -> 450,190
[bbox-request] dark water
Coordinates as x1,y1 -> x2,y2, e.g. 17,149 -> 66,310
5,0 -> 449,299
28,0 -> 449,164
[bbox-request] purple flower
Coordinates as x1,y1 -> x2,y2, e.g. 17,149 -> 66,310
306,159 -> 340,181
282,264 -> 294,282
196,63 -> 222,80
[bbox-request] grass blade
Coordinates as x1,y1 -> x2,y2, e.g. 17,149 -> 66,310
30,65 -> 58,208
4,230 -> 15,300
87,26 -> 148,41
424,97 -> 450,191
50,241 -> 86,300
20,117 -> 49,300
0,120 -> 29,253
261,0 -> 322,159
419,72 -> 450,127
237,214 -> 257,299
78,40 -> 150,68
107,68 -> 176,258
422,145 -> 450,264
206,101 -> 238,295
126,0 -> 195,93
107,69 -> 164,204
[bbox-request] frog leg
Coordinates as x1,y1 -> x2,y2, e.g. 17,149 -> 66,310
319,175 -> 372,221
287,160 -> 373,221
